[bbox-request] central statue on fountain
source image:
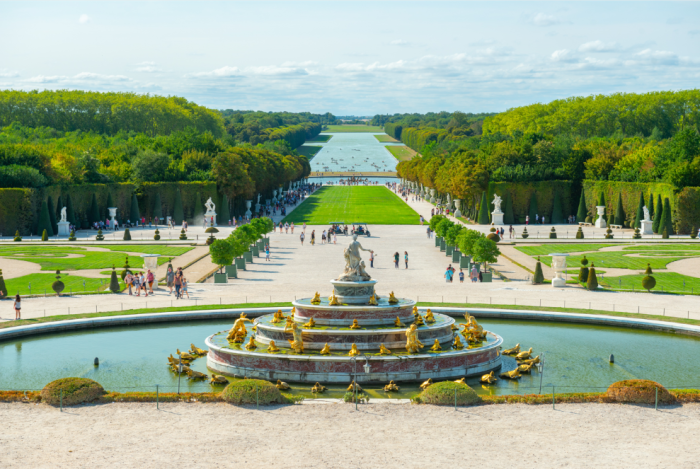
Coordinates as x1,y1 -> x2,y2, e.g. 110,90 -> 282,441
337,234 -> 373,282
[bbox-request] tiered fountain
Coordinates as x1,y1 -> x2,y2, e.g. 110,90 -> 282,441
206,235 -> 503,383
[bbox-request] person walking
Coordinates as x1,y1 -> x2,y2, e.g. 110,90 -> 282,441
290,222 -> 295,234
509,225 -> 514,239
310,230 -> 315,245
427,227 -> 431,239
166,266 -> 174,295
133,272 -> 141,296
394,252 -> 399,269
147,269 -> 155,294
526,215 -> 529,225
265,245 -> 270,261
459,269 -> 465,283
370,251 -> 375,268
140,272 -> 148,297
174,271 -> 182,299
470,266 -> 478,283
181,276 -> 189,299
125,272 -> 133,295
404,251 -> 409,269
13,294 -> 21,320
300,232 -> 305,245
321,230 -> 327,244
444,267 -> 454,283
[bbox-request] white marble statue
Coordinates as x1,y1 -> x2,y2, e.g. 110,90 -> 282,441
204,197 -> 215,213
492,194 -> 503,214
257,193 -> 261,204
643,205 -> 651,221
338,234 -> 373,281
60,206 -> 67,222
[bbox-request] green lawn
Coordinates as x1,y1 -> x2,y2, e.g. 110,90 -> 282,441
281,186 -> 420,225
3,273 -> 125,296
597,272 -> 700,295
306,135 -> 333,143
296,145 -> 323,159
516,244 -> 615,256
321,125 -> 383,133
386,145 -> 417,161
374,134 -> 398,143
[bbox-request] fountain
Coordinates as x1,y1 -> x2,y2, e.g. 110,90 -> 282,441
206,235 -> 503,383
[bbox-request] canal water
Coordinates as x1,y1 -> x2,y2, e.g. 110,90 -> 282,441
309,133 -> 401,174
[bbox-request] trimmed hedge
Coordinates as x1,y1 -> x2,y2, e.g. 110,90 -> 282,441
488,181 -> 574,224
41,377 -> 105,406
220,379 -> 288,405
416,381 -> 481,406
606,380 -> 674,405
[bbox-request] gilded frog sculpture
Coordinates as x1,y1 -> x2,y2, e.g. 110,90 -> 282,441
311,292 -> 321,305
319,343 -> 331,355
349,319 -> 361,329
383,381 -> 400,392
388,291 -> 398,304
430,339 -> 442,352
379,344 -> 392,355
267,340 -> 280,352
348,343 -> 360,357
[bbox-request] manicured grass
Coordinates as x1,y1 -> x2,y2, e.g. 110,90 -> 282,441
516,244 -> 615,256
306,135 -> 332,143
99,245 -> 194,256
321,125 -> 383,133
3,273 -> 125,296
281,186 -> 420,225
598,272 -> 700,294
296,145 -> 323,159
386,145 -> 417,161
374,134 -> 398,143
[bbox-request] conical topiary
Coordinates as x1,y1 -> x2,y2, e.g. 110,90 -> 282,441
504,192 -> 514,225
642,263 -> 656,292
179,229 -> 188,240
68,230 -> 76,241
123,228 -> 131,241
532,256 -> 544,284
65,194 -> 76,226
576,190 -> 588,223
193,192 -> 204,223
662,197 -> 673,237
52,270 -> 65,296
173,190 -> 184,225
549,227 -> 557,239
130,194 -> 140,225
95,229 -> 104,241
587,263 -> 598,291
576,226 -> 584,239
154,229 -> 160,241
37,199 -> 54,237
13,230 -> 21,242
477,191 -> 490,224
41,229 -> 48,241
88,193 -> 100,224
662,228 -> 669,239
521,227 -> 529,239
578,256 -> 589,285
109,265 -> 120,293
605,227 -> 614,239
691,226 -> 698,239
0,269 -> 7,299
48,195 -> 58,235
648,192 -> 655,220
634,192 -> 644,229
632,227 -> 641,239
614,193 -> 625,227
652,194 -> 663,233
598,192 -> 607,223
121,256 -> 131,281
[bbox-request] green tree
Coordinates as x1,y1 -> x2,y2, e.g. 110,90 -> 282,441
503,192 -> 514,224
472,237 -> 499,268
533,257 -> 544,284
65,194 -> 76,226
576,190 -> 587,222
551,192 -> 563,224
210,239 -> 236,273
129,194 -> 140,225
477,191 -> 490,224
88,193 -> 100,224
234,224 -> 258,247
647,192 -> 655,219
152,193 -> 162,225
55,194 -> 63,227
36,199 -> 53,237
436,218 -> 455,238
456,229 -> 483,257
662,197 -> 673,235
47,195 -> 58,234
642,264 -> 656,292
614,193 -> 625,226
634,192 -> 644,228
598,191 -> 606,222
131,150 -> 172,182
109,266 -> 120,293
220,194 -> 231,225
429,215 -> 445,231
653,195 -> 664,233
528,192 -> 538,221
587,263 -> 598,290
173,190 -> 184,224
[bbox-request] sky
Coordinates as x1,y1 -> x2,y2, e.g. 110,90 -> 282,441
1,1 -> 699,115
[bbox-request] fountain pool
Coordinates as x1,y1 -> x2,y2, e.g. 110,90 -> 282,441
2,316 -> 699,399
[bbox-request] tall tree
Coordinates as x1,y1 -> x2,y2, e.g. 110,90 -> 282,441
647,193 -> 655,219
88,193 -> 100,224
47,195 -> 58,234
528,192 -> 539,221
65,194 -> 76,226
36,199 -> 54,237
477,191 -> 490,224
652,194 -> 663,233
576,190 -> 587,222
193,192 -> 204,223
503,192 -> 514,225
220,194 -> 231,225
662,197 -> 674,235
597,191 -> 606,222
173,190 -> 184,224
614,193 -> 625,226
634,192 -> 644,228
130,194 -> 140,224
152,193 -> 163,225
55,194 -> 63,224
551,192 -> 564,224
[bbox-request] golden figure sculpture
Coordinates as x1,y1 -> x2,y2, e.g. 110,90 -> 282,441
319,343 -> 331,355
189,344 -> 207,356
430,339 -> 442,352
405,324 -> 424,353
394,317 -> 405,327
303,317 -> 316,328
328,293 -> 341,306
388,291 -> 398,304
425,309 -> 435,323
368,294 -> 378,306
311,292 -> 321,304
454,377 -> 466,385
231,331 -> 246,343
311,382 -> 327,393
168,354 -> 191,365
285,316 -> 295,329
170,364 -> 191,374
412,305 -> 419,317
480,371 -> 498,384
419,378 -> 433,390
267,340 -> 280,352
379,344 -> 392,355
519,355 -> 540,366
290,307 -> 295,317
502,343 -> 520,356
210,374 -> 228,385
347,381 -> 362,392
383,380 -> 400,392
516,347 -> 533,360
285,321 -> 304,353
276,380 -> 290,390
518,362 -> 534,373
245,336 -> 257,351
186,370 -> 207,380
453,335 -> 464,350
227,314 -> 253,341
348,343 -> 360,357
414,315 -> 425,327
451,324 -> 459,331
500,369 -> 522,380
271,310 -> 286,323
349,319 -> 361,329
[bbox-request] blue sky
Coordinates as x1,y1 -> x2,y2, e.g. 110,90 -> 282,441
1,1 -> 699,114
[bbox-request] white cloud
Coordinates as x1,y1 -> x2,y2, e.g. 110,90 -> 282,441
74,72 -> 130,82
551,49 -> 570,62
633,49 -> 679,66
390,39 -> 409,46
579,40 -> 618,53
79,14 -> 90,24
0,69 -> 20,78
190,66 -> 241,78
245,65 -> 309,76
136,66 -> 162,73
26,75 -> 66,83
532,13 -> 559,27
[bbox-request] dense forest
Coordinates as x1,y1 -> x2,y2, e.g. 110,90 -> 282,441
220,110 -> 336,146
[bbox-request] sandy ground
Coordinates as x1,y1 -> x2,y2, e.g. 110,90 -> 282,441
1,402 -> 699,468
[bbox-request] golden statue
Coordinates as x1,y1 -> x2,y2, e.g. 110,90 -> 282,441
290,307 -> 295,315
414,315 -> 425,327
271,310 -> 286,323
349,319 -> 361,329
285,321 -> 304,353
227,314 -> 253,341
189,344 -> 207,356
412,305 -> 419,317
502,343 -> 520,356
347,381 -> 362,392
368,295 -> 378,306
516,347 -> 533,360
463,314 -> 487,340
454,377 -> 466,385
276,380 -> 290,390
451,324 -> 459,331
419,378 -> 433,390
388,291 -> 399,304
519,355 -> 540,366
267,340 -> 280,352
453,335 -> 464,350
244,336 -> 257,351
311,292 -> 321,304
303,317 -> 316,328
425,309 -> 435,323
405,324 -> 424,353
430,339 -> 442,352
348,343 -> 360,357
480,371 -> 497,384
383,380 -> 400,392
319,343 -> 331,355
394,317 -> 405,327
176,349 -> 196,361
500,369 -> 522,380
210,374 -> 228,385
518,362 -> 535,373
231,331 -> 245,343
329,293 -> 341,306
311,382 -> 327,393
170,364 -> 191,374
285,316 -> 295,329
186,370 -> 207,380
379,344 -> 392,355
168,354 -> 192,365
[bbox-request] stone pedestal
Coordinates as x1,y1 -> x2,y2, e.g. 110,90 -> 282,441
594,206 -> 607,229
141,254 -> 161,290
492,212 -> 504,225
641,220 -> 653,235
108,207 -> 118,231
57,221 -> 70,236
204,211 -> 217,227
331,280 -> 377,305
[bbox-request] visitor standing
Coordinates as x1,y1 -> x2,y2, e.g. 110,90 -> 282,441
291,222 -> 295,234
125,272 -> 133,295
322,230 -> 327,244
285,222 -> 289,234
265,246 -> 270,261
526,215 -> 529,225
370,251 -> 375,268
470,266 -> 478,283
509,225 -> 514,239
444,268 -> 454,283
133,272 -> 141,296
459,269 -> 465,283
147,269 -> 154,294
394,252 -> 399,269
140,272 -> 148,297
174,271 -> 182,299
166,266 -> 174,295
478,271 -> 483,282
300,232 -> 305,245
311,230 -> 315,245
404,251 -> 409,269
427,227 -> 431,239
181,277 -> 189,299
13,294 -> 21,320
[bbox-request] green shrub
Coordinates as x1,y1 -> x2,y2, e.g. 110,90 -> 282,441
585,216 -> 592,223
68,230 -> 76,241
642,264 -> 656,292
179,229 -> 188,240
632,228 -> 641,239
575,226 -> 584,239
52,270 -> 65,295
220,379 -> 287,405
109,266 -> 120,293
95,229 -> 104,241
0,164 -> 48,188
521,227 -> 529,239
606,380 -> 674,405
418,381 -> 481,406
691,226 -> 698,239
123,228 -> 131,241
41,377 -> 105,406
578,256 -> 589,284
549,227 -> 557,239
343,391 -> 370,404
605,227 -> 614,239
486,232 -> 500,242
41,229 -> 48,241
477,191 -> 490,224
533,256 -> 544,284
587,264 -> 598,290
13,230 -> 21,242
154,229 -> 160,240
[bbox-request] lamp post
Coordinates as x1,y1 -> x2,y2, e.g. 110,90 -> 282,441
536,352 -> 545,394
177,353 -> 183,395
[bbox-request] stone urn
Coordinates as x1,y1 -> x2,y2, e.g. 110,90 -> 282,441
595,206 -> 607,229
454,199 -> 462,218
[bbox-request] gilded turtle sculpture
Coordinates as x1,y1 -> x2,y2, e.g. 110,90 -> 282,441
480,371 -> 497,384
383,380 -> 400,392
419,378 -> 433,390
311,382 -> 327,393
276,380 -> 290,390
516,347 -> 533,360
210,374 -> 228,385
502,343 -> 520,356
500,369 -> 522,380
